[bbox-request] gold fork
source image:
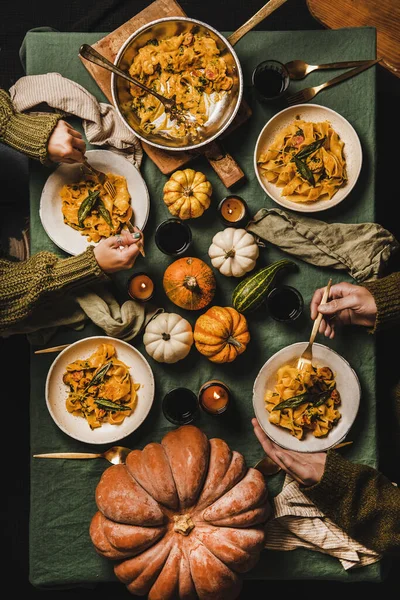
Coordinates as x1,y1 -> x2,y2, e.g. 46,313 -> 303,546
296,278 -> 332,371
286,58 -> 381,106
284,59 -> 374,80
82,156 -> 117,199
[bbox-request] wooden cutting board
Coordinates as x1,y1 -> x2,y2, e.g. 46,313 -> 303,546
80,0 -> 250,188
307,0 -> 400,78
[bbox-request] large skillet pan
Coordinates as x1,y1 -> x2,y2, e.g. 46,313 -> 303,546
111,1 -> 287,152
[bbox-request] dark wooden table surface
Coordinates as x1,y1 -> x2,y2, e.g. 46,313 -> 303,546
1,0 -> 398,596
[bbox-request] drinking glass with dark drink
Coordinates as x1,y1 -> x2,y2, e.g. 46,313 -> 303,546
162,387 -> 199,425
266,285 -> 303,322
252,60 -> 290,103
155,218 -> 192,256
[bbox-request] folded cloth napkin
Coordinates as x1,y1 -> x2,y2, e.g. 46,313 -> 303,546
247,208 -> 400,282
0,283 -> 160,345
264,474 -> 382,570
9,72 -> 143,167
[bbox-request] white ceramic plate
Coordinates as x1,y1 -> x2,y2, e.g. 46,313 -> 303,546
46,336 -> 155,445
254,104 -> 362,213
253,342 -> 361,453
40,149 -> 150,255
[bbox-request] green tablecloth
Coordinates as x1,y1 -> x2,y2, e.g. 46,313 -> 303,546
27,28 -> 385,587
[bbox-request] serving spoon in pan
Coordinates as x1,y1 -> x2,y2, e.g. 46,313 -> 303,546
79,43 -> 194,126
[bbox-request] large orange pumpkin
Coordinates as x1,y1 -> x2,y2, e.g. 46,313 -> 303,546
194,306 -> 250,363
90,425 -> 270,600
163,257 -> 216,310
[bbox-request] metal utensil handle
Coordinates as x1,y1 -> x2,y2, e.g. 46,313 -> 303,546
315,60 -> 376,70
79,44 -> 167,104
315,58 -> 381,93
33,452 -> 102,459
227,0 -> 288,46
309,279 -> 332,346
34,343 -> 71,354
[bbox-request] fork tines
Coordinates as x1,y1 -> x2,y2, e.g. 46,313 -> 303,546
286,90 -> 311,106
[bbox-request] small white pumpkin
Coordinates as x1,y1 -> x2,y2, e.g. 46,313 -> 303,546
208,227 -> 259,277
143,312 -> 193,364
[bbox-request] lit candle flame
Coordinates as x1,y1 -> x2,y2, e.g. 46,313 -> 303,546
213,391 -> 221,400
140,282 -> 147,290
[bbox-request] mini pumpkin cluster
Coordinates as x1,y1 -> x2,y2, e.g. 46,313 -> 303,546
90,425 -> 270,600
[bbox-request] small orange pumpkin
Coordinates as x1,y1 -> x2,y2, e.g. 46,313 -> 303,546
194,306 -> 250,363
163,257 -> 216,311
163,169 -> 212,220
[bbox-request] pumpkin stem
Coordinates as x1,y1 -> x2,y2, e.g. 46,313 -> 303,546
162,333 -> 171,341
225,248 -> 236,259
184,276 -> 198,290
173,514 -> 195,535
228,336 -> 242,349
183,188 -> 193,197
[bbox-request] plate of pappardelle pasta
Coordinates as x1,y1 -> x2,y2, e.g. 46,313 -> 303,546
254,104 -> 362,213
40,150 -> 150,256
252,342 -> 361,452
46,336 -> 155,444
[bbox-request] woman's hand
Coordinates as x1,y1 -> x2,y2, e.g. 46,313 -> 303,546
310,281 -> 377,339
93,230 -> 143,274
251,418 -> 326,486
47,120 -> 86,163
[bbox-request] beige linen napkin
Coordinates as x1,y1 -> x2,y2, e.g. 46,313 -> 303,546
9,72 -> 143,167
247,208 -> 400,282
264,474 -> 381,570
0,283 -> 159,345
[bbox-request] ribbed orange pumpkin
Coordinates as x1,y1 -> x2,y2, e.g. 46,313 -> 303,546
89,425 -> 269,600
163,257 -> 216,311
163,169 -> 212,220
194,306 -> 250,363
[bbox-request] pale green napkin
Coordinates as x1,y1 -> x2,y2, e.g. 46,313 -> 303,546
1,283 -> 147,344
247,208 -> 400,282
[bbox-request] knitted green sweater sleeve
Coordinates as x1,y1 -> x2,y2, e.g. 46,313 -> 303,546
0,247 -> 105,331
0,89 -> 63,164
363,272 -> 400,332
302,450 -> 400,557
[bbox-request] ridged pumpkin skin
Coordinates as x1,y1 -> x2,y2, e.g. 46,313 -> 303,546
163,169 -> 212,220
163,257 -> 216,311
194,306 -> 250,363
90,425 -> 270,600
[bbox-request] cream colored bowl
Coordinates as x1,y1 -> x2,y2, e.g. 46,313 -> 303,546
253,342 -> 361,453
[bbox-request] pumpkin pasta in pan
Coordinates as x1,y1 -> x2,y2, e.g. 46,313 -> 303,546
264,363 -> 341,439
63,343 -> 140,429
257,119 -> 347,202
126,32 -> 233,139
60,174 -> 132,243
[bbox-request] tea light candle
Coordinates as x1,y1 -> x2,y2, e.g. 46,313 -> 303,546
128,272 -> 154,302
198,380 -> 231,415
217,195 -> 249,227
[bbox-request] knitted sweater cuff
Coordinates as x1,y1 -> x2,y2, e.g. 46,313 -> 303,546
52,246 -> 105,289
363,272 -> 400,333
300,450 -> 356,503
0,90 -> 62,164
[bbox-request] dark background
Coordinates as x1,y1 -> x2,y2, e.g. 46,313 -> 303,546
1,0 -> 399,597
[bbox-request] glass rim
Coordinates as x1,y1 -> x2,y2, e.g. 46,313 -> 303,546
162,387 -> 199,425
154,217 -> 192,255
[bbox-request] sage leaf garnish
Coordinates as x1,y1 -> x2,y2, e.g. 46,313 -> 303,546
78,190 -> 100,227
294,137 -> 326,161
293,156 -> 315,186
97,199 -> 113,227
95,398 -> 131,411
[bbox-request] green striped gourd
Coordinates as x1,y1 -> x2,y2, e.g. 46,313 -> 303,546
232,259 -> 296,314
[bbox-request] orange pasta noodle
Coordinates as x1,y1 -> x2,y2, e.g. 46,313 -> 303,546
63,343 -> 140,429
264,363 -> 341,439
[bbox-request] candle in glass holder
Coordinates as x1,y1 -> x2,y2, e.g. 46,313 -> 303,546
198,380 -> 231,415
217,195 -> 249,227
128,272 -> 154,302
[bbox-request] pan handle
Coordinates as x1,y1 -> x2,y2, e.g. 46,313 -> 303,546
227,0 -> 288,46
